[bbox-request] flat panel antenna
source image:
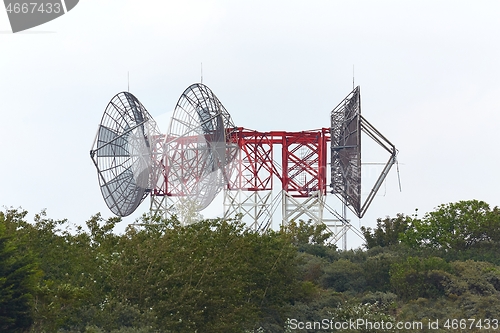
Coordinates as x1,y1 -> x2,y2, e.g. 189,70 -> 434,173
330,86 -> 397,218
330,86 -> 362,216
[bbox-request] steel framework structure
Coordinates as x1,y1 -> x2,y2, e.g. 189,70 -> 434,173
148,126 -> 355,241
223,128 -> 344,234
224,129 -> 276,230
92,84 -> 398,249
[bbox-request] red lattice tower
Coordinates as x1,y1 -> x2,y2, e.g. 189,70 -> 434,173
224,127 -> 330,230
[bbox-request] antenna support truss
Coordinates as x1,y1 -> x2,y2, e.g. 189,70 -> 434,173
358,115 -> 397,217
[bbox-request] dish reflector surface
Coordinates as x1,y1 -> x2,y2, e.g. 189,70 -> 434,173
91,92 -> 158,216
165,83 -> 237,211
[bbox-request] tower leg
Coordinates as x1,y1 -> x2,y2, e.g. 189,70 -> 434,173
224,189 -> 273,231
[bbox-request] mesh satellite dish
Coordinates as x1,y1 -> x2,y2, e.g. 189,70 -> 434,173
90,92 -> 161,217
165,83 -> 238,211
90,84 -> 237,218
330,86 -> 397,218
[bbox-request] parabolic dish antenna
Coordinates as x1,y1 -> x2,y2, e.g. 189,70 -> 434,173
90,92 -> 160,217
165,83 -> 238,211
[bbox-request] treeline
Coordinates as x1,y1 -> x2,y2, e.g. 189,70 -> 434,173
289,199 -> 500,332
1,200 -> 500,332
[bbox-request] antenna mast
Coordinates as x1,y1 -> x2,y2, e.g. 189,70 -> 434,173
201,63 -> 203,84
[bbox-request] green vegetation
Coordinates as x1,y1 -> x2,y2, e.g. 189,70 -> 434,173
0,210 -> 39,332
1,199 -> 500,332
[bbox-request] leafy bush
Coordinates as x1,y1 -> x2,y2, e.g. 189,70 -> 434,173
361,214 -> 411,249
329,301 -> 396,333
321,259 -> 366,292
401,200 -> 500,250
0,210 -> 40,333
389,257 -> 452,300
362,252 -> 399,292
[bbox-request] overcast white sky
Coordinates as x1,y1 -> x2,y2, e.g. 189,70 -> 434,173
1,1 -> 500,248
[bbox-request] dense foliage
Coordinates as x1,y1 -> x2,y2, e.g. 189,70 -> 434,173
0,211 -> 39,332
1,199 -> 500,332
